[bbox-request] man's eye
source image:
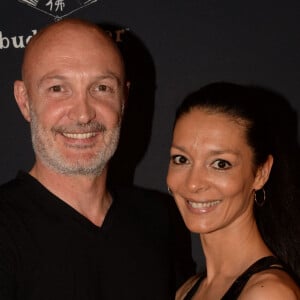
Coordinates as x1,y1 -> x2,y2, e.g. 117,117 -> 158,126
50,85 -> 62,92
212,159 -> 231,170
96,84 -> 109,92
171,155 -> 188,165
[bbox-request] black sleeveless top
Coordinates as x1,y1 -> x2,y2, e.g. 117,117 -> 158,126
183,256 -> 288,300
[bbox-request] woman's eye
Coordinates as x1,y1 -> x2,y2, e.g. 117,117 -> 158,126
212,159 -> 232,170
171,155 -> 188,165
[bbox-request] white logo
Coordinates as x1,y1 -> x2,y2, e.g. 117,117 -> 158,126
0,27 -> 128,50
18,0 -> 98,21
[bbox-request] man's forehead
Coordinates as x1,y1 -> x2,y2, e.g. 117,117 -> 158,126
22,20 -> 125,81
29,25 -> 108,51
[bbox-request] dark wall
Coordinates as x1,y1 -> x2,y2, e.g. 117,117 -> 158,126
0,0 -> 299,270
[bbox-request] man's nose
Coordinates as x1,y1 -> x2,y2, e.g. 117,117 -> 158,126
67,91 -> 96,124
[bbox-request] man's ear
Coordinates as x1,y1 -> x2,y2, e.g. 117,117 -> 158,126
14,80 -> 31,122
124,80 -> 130,105
253,155 -> 274,190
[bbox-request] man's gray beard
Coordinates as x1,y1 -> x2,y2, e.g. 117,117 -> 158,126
29,109 -> 120,177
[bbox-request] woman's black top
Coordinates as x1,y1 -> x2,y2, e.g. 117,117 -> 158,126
184,256 -> 288,299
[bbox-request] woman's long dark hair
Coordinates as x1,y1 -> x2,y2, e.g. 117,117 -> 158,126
175,82 -> 300,281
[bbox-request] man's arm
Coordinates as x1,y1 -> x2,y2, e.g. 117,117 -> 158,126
0,224 -> 17,300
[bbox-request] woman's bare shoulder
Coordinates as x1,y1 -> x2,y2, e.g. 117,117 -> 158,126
240,269 -> 300,300
175,274 -> 202,300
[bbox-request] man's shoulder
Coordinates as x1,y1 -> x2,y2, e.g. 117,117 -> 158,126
0,172 -> 39,215
114,185 -> 170,199
112,185 -> 173,210
111,185 -> 184,231
0,171 -> 29,199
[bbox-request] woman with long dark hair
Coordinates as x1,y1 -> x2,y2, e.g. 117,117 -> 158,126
167,82 -> 300,299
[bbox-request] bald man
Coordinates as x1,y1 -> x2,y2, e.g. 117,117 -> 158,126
0,19 -> 195,299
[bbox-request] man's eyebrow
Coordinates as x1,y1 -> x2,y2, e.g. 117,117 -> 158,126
37,72 -> 123,87
94,72 -> 122,86
37,74 -> 67,87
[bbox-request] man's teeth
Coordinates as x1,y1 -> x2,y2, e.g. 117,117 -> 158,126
188,200 -> 221,209
63,132 -> 96,139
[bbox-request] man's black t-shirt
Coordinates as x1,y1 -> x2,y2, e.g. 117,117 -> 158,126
0,172 -> 195,300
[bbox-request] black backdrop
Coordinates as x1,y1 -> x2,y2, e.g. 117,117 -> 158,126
0,0 -> 299,270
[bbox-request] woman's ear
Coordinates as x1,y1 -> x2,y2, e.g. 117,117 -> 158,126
14,80 -> 31,122
253,155 -> 274,190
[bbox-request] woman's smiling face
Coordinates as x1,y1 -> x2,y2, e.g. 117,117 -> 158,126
167,108 -> 265,234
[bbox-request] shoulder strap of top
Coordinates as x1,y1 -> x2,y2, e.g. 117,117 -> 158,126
183,272 -> 205,300
221,256 -> 285,300
183,256 -> 285,300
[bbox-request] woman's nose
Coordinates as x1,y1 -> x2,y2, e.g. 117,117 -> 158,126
186,166 -> 209,193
